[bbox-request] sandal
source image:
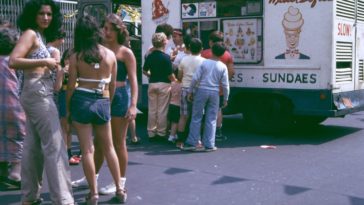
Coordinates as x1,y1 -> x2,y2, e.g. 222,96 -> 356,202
69,156 -> 80,166
3,177 -> 21,190
114,188 -> 127,203
22,198 -> 43,205
85,193 -> 99,205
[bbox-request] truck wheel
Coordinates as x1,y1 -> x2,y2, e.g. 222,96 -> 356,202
244,96 -> 293,133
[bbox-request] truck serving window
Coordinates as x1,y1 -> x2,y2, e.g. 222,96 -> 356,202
181,0 -> 263,65
181,0 -> 263,17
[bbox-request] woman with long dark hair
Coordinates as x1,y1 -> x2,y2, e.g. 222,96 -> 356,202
71,14 -> 137,202
66,15 -> 124,204
8,0 -> 74,204
98,13 -> 137,198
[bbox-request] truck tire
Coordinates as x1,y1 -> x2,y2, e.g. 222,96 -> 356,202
244,96 -> 293,133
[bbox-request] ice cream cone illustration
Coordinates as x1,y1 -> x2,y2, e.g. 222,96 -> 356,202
275,6 -> 310,60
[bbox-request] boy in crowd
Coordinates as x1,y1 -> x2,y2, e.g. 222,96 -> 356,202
176,38 -> 204,148
184,42 -> 230,152
201,31 -> 234,141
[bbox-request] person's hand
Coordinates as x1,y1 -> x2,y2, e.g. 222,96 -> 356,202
44,58 -> 60,70
187,93 -> 193,102
172,47 -> 178,56
125,105 -> 137,121
63,64 -> 69,73
222,100 -> 228,108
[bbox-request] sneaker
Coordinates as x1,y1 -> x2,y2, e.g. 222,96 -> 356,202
168,135 -> 177,143
22,198 -> 43,205
205,146 -> 218,152
72,174 -> 99,189
182,143 -> 205,152
176,142 -> 184,149
71,177 -> 88,188
182,143 -> 197,151
99,182 -> 116,195
2,177 -> 21,190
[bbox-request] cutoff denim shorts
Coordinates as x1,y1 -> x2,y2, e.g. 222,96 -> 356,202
111,86 -> 129,117
70,90 -> 111,124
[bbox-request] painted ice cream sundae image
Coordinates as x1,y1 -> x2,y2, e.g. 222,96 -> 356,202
275,6 -> 310,60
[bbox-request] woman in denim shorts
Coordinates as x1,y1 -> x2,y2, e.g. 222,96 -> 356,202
66,15 -> 124,204
96,13 -> 138,199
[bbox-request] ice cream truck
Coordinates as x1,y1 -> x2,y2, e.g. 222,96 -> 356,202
77,0 -> 364,132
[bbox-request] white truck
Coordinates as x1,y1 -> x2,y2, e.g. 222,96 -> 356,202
78,0 -> 364,132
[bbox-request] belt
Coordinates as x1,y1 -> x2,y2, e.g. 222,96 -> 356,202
76,87 -> 103,94
76,87 -> 110,98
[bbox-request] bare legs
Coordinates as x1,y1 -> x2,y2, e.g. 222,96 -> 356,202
60,118 -> 72,154
73,122 -> 121,196
128,119 -> 139,143
94,117 -> 128,178
111,117 -> 129,177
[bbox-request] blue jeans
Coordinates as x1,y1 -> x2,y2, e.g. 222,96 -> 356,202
186,88 -> 219,148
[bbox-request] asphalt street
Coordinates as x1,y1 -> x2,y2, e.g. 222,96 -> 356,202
2,112 -> 364,205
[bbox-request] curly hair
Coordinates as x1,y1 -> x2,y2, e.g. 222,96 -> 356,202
104,14 -> 129,45
152,32 -> 167,49
74,15 -> 102,64
60,48 -> 71,67
209,31 -> 224,43
155,23 -> 173,39
0,28 -> 19,55
46,29 -> 66,43
211,42 -> 226,57
17,0 -> 62,41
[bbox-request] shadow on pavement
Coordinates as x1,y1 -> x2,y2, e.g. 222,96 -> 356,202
130,114 -> 362,156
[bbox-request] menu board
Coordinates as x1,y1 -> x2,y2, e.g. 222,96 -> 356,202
198,2 -> 216,18
223,19 -> 259,63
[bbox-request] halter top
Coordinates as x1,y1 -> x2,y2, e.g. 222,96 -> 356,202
116,60 -> 127,82
27,32 -> 50,59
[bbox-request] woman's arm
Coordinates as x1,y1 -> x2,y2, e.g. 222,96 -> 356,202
109,53 -> 117,102
66,54 -> 78,122
142,56 -> 151,77
51,48 -> 63,91
123,48 -> 138,120
9,29 -> 57,70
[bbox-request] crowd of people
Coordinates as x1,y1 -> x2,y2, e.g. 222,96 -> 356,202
143,24 -> 234,150
0,0 -> 234,204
